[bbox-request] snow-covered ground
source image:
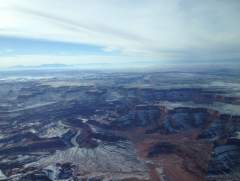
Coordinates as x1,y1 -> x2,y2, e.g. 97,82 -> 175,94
27,141 -> 149,180
0,170 -> 6,180
157,101 -> 240,115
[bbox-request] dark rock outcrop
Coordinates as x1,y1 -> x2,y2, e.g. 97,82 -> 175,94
148,142 -> 177,157
161,108 -> 210,133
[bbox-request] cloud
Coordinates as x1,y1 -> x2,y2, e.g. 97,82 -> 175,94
0,0 -> 240,63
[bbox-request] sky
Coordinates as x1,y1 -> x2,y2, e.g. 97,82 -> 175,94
0,0 -> 240,68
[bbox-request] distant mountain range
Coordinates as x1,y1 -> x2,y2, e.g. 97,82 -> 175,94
10,64 -> 73,69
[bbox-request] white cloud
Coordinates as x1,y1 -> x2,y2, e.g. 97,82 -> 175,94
0,0 -> 240,62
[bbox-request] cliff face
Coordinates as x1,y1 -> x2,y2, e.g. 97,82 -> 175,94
112,104 -> 240,181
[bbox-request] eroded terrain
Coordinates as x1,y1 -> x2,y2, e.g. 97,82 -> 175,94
0,69 -> 240,181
